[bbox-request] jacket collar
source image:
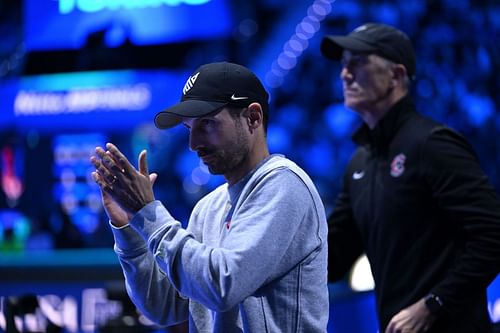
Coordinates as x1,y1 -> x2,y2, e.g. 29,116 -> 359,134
352,94 -> 416,151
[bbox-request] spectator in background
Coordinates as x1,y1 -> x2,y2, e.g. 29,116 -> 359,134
321,22 -> 500,333
90,62 -> 329,332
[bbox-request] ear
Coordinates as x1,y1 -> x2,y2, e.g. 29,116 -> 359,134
245,102 -> 263,131
392,64 -> 407,85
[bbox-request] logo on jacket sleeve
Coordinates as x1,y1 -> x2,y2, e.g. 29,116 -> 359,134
390,153 -> 406,177
352,170 -> 365,180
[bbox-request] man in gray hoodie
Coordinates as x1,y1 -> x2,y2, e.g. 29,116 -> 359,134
90,62 -> 329,333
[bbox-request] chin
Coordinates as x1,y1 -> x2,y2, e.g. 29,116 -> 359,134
206,164 -> 224,175
344,99 -> 358,110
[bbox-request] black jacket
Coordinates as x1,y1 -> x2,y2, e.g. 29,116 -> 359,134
328,95 -> 500,332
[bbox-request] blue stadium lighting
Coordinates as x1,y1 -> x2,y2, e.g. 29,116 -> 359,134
276,104 -> 307,131
477,46 -> 492,72
265,0 -> 335,88
58,0 -> 211,14
301,141 -> 335,176
309,1 -> 332,18
175,150 -> 201,179
416,78 -> 435,99
284,37 -> 308,56
183,176 -> 201,195
460,94 -> 495,128
191,166 -> 210,186
371,3 -> 399,25
324,103 -> 358,139
322,1 -> 359,19
267,125 -> 291,152
277,52 -> 298,70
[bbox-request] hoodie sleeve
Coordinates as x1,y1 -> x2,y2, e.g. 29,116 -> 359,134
123,167 -> 321,314
111,220 -> 189,326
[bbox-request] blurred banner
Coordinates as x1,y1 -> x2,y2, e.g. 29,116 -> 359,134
23,0 -> 233,51
0,69 -> 189,132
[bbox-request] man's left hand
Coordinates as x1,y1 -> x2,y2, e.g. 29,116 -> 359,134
91,143 -> 157,215
385,297 -> 436,333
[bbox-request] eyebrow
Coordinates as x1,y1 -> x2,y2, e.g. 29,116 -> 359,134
182,114 -> 218,126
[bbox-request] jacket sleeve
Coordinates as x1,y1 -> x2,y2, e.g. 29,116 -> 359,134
421,127 -> 500,315
327,172 -> 365,282
123,168 -> 320,314
111,224 -> 189,326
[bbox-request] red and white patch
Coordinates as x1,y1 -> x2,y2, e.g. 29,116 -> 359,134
390,153 -> 406,177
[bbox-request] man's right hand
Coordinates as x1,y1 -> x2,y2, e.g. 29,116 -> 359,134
90,146 -> 158,227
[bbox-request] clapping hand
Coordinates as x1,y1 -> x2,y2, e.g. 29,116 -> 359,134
90,143 -> 157,227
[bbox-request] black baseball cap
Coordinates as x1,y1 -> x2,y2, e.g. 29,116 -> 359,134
155,62 -> 269,129
321,23 -> 416,78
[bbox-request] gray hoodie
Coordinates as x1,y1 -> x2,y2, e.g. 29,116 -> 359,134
111,154 -> 329,332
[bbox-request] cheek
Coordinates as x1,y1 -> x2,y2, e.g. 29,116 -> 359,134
193,129 -> 218,147
211,127 -> 236,148
352,70 -> 371,87
359,74 -> 388,96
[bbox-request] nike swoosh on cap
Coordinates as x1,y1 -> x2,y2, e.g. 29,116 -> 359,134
231,93 -> 249,100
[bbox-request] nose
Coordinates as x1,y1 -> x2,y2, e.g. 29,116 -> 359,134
188,130 -> 199,152
340,66 -> 353,83
188,124 -> 207,153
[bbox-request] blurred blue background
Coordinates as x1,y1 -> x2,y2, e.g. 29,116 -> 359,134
0,0 -> 499,332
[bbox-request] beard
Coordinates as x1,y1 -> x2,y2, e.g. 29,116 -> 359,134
199,119 -> 250,175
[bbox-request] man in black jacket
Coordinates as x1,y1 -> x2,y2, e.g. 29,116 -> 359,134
321,22 -> 500,333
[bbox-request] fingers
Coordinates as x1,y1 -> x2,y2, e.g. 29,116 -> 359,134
385,316 -> 397,333
106,143 -> 135,175
91,144 -> 156,187
92,145 -> 130,187
91,169 -> 113,193
149,172 -> 158,185
138,149 -> 149,176
90,155 -> 116,188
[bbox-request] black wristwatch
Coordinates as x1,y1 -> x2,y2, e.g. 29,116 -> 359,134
424,293 -> 444,315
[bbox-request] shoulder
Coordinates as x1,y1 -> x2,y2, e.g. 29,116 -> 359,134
391,111 -> 476,161
401,112 -> 477,157
243,155 -> 324,211
252,155 -> 318,194
393,113 -> 481,175
396,111 -> 444,145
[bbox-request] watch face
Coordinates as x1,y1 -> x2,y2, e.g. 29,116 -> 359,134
425,294 -> 443,314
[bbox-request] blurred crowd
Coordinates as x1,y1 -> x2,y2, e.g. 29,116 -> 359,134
0,0 -> 498,249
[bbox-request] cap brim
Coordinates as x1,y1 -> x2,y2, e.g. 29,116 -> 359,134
321,36 -> 378,60
154,99 -> 228,129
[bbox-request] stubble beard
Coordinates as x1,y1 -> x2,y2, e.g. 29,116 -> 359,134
205,119 -> 250,175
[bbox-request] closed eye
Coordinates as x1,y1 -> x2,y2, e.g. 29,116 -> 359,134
200,118 -> 216,129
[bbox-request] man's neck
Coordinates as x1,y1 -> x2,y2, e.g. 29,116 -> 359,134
225,144 -> 270,186
358,90 -> 407,129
